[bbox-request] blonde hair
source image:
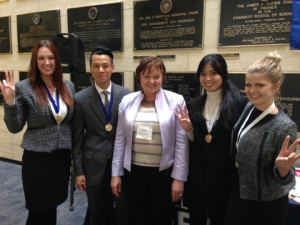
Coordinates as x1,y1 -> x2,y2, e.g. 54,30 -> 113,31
246,51 -> 284,84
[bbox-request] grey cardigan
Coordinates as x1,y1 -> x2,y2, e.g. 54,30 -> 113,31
4,78 -> 75,153
232,102 -> 297,201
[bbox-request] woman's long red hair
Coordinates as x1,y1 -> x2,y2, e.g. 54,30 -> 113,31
28,40 -> 73,107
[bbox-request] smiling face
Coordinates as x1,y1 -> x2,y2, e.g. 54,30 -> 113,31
245,72 -> 280,111
90,54 -> 115,89
199,63 -> 223,92
37,46 -> 55,79
140,66 -> 163,99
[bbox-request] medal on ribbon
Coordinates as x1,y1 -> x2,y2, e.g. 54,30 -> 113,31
205,104 -> 220,143
43,83 -> 62,124
98,86 -> 113,132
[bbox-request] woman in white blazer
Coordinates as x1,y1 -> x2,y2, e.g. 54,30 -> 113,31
111,56 -> 189,225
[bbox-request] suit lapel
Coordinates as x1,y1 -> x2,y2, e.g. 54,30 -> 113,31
111,82 -> 121,126
88,84 -> 107,126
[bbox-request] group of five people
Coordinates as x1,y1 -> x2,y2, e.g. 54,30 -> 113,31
0,39 -> 299,225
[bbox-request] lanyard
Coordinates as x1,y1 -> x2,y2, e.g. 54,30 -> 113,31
236,102 -> 275,150
43,83 -> 60,114
98,86 -> 113,123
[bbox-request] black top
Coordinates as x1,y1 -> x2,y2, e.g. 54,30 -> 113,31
187,94 -> 248,186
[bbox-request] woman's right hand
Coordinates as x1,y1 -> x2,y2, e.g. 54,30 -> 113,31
275,136 -> 300,178
111,176 -> 122,197
0,71 -> 15,105
174,104 -> 192,132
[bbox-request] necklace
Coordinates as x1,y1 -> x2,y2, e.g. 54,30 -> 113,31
142,99 -> 155,105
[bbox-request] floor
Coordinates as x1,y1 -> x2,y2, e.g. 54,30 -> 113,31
0,159 -> 88,225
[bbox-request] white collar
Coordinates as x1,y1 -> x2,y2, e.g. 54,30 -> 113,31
206,89 -> 221,102
95,82 -> 112,94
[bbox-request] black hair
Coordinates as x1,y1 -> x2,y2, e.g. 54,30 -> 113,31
89,46 -> 114,65
193,54 -> 240,129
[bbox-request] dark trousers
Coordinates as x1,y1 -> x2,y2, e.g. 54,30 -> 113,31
124,164 -> 174,225
186,182 -> 232,225
86,160 -> 117,225
84,177 -> 128,225
225,172 -> 289,225
26,208 -> 57,225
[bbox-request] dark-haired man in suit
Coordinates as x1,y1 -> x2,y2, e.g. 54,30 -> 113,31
72,47 -> 131,225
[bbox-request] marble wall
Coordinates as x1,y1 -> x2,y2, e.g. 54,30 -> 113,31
0,0 -> 299,162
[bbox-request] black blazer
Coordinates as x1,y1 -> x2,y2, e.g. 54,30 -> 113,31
71,82 -> 132,186
187,94 -> 248,187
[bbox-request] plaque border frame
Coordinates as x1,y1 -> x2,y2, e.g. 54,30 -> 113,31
16,9 -> 61,54
133,0 -> 205,51
67,2 -> 124,53
217,1 -> 292,48
0,16 -> 12,55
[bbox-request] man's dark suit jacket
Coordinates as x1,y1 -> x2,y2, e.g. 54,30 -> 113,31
71,82 -> 132,185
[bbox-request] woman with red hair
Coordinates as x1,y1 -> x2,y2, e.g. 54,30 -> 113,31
0,40 -> 75,225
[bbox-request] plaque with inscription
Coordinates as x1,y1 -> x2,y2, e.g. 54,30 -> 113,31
0,72 -> 6,104
219,0 -> 293,47
73,72 -> 124,93
68,3 -> 123,52
134,73 -> 198,102
17,10 -> 61,53
228,73 -> 246,96
229,73 -> 300,131
19,71 -> 28,81
0,16 -> 12,54
134,0 -> 204,50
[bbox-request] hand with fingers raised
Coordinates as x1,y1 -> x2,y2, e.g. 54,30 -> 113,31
0,71 -> 15,105
174,104 -> 192,133
275,135 -> 300,179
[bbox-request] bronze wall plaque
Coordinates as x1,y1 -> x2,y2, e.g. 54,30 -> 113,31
229,73 -> 300,131
73,72 -> 124,93
134,0 -> 204,50
219,0 -> 293,47
134,72 -> 198,101
68,3 -> 123,52
17,10 -> 61,53
0,16 -> 12,54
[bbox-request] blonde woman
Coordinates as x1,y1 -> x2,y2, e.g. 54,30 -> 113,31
225,52 -> 300,225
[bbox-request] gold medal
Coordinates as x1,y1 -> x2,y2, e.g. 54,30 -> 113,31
105,123 -> 113,132
55,115 -> 62,124
205,134 -> 212,143
294,197 -> 300,203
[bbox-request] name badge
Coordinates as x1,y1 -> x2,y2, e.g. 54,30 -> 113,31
136,125 -> 153,140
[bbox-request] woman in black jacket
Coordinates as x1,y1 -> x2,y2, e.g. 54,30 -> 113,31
175,54 -> 247,225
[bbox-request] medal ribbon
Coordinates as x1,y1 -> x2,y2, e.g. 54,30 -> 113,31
43,83 -> 60,114
205,103 -> 220,133
98,86 -> 113,123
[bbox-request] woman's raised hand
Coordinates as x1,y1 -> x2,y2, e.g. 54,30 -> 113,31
0,71 -> 15,105
275,135 -> 300,178
174,104 -> 192,132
